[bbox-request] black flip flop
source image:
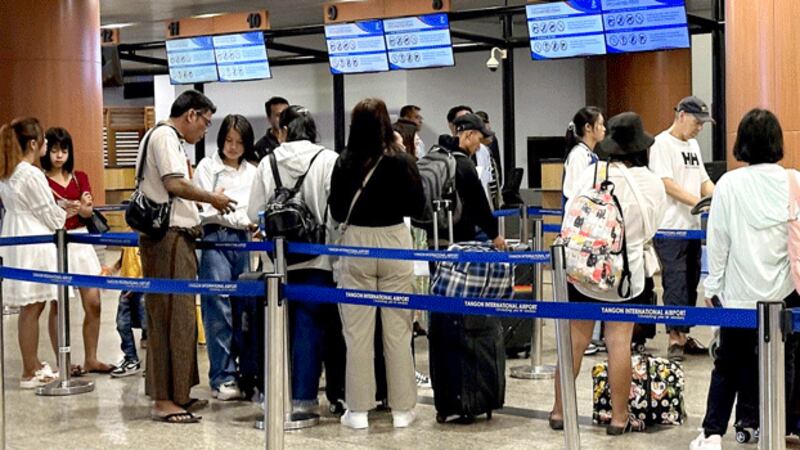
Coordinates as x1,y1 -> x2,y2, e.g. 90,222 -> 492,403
151,411 -> 202,424
180,398 -> 209,413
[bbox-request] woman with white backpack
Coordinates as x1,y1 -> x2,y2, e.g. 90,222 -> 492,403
690,109 -> 800,450
550,112 -> 666,435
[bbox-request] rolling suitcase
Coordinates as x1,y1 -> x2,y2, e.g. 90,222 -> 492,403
501,318 -> 532,359
429,313 -> 505,423
428,241 -> 511,423
631,277 -> 656,353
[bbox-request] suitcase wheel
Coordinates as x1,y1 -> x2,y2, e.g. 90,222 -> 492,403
486,411 -> 493,420
633,343 -> 646,353
735,428 -> 751,443
436,414 -> 447,424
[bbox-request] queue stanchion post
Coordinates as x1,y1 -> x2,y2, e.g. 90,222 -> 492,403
758,301 -> 787,450
551,243 -> 580,450
275,237 -> 318,430
511,217 -> 555,380
36,229 -> 94,396
265,273 -> 285,449
520,203 -> 530,247
0,257 -> 6,449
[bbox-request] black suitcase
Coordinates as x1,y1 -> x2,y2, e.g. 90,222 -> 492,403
501,318 -> 532,358
428,312 -> 506,423
631,277 -> 656,352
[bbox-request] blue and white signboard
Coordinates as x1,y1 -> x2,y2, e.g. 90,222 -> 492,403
601,0 -> 690,53
383,13 -> 454,70
324,20 -> 389,74
212,31 -> 272,82
526,0 -> 607,60
166,37 -> 219,85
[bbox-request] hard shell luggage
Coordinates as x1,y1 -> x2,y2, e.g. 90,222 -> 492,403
501,318 -> 532,358
429,313 -> 505,423
428,241 -> 511,423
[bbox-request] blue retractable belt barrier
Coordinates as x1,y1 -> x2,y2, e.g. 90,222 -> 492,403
493,207 -> 564,218
0,235 -> 54,247
286,242 -> 551,264
285,284 -> 759,329
0,266 -> 265,297
66,233 -> 275,252
655,229 -> 707,240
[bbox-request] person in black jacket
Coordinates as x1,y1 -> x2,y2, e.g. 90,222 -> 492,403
437,114 -> 506,249
329,98 -> 425,430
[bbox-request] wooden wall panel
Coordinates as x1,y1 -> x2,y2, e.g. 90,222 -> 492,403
725,0 -> 775,169
606,50 -> 691,135
774,0 -> 800,134
0,0 -> 105,203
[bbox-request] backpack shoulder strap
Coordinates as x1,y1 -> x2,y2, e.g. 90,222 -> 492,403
268,152 -> 283,190
292,149 -> 325,192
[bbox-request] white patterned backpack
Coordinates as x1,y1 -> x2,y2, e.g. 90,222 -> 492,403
558,162 -> 631,297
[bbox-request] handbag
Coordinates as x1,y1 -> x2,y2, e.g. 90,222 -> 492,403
50,177 -> 110,234
124,124 -> 179,240
74,175 -> 110,234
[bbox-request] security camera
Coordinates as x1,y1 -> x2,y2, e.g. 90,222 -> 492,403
486,47 -> 507,72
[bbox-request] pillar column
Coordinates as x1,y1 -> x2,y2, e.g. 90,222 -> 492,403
605,50 -> 692,136
726,0 -> 800,169
0,1 -> 105,203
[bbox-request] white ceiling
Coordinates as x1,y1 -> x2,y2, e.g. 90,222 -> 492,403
102,0 -> 527,43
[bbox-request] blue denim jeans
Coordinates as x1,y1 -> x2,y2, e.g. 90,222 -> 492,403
116,291 -> 147,361
287,269 -> 346,405
199,225 -> 250,390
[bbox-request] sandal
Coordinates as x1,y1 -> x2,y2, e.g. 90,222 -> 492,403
180,398 -> 209,413
607,415 -> 646,435
20,370 -> 56,389
548,412 -> 564,430
150,411 -> 202,424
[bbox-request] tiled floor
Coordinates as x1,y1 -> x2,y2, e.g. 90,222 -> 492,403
1,276 -> 798,449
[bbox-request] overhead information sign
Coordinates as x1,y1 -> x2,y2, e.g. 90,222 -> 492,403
526,0 -> 607,60
212,31 -> 272,82
166,37 -> 219,85
383,13 -> 454,70
324,20 -> 389,74
601,0 -> 690,53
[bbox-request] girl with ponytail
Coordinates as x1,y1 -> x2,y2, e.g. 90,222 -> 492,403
562,107 -> 605,201
0,117 -> 67,389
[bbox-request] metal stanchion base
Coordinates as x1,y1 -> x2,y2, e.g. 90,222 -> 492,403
510,364 -> 556,380
35,378 -> 94,396
254,412 -> 320,430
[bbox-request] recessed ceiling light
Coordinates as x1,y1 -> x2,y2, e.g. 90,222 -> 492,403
191,13 -> 225,19
100,22 -> 136,29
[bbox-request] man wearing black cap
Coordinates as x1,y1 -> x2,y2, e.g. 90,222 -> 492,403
437,113 -> 506,249
649,96 -> 716,362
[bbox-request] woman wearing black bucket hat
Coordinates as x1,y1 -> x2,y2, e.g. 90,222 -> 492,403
550,112 -> 666,435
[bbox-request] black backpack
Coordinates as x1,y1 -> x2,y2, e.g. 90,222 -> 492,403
262,150 -> 326,264
411,145 -> 464,235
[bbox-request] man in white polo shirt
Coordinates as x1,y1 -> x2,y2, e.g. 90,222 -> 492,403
649,96 -> 715,362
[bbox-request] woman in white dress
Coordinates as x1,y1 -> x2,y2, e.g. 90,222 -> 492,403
0,117 -> 66,388
42,127 -> 114,374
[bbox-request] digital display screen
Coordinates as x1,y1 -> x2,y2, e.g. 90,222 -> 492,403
324,20 -> 389,74
526,0 -> 607,60
383,13 -> 454,70
212,31 -> 272,82
601,0 -> 690,54
166,37 -> 219,85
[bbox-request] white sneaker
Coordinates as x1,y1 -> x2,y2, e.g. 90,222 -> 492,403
392,409 -> 416,428
415,371 -> 432,389
340,410 -> 368,429
212,381 -> 242,401
689,432 -> 722,450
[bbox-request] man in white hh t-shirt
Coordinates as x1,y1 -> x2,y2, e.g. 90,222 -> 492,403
649,96 -> 715,362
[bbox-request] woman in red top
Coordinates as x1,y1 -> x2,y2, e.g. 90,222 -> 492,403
42,127 -> 114,374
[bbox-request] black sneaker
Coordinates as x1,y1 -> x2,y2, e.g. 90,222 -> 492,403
111,359 -> 142,378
